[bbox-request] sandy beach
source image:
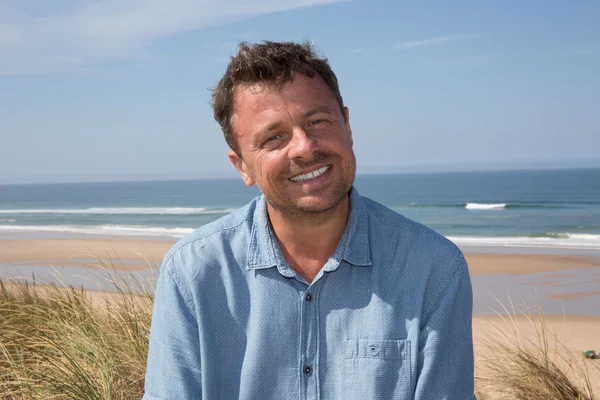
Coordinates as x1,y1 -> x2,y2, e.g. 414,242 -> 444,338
2,238 -> 599,308
1,237 -> 599,396
0,238 -> 174,269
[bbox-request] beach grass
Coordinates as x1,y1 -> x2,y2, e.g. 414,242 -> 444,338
0,266 -> 598,399
475,302 -> 599,400
0,264 -> 155,400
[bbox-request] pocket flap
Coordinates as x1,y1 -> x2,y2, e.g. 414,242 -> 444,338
344,339 -> 409,360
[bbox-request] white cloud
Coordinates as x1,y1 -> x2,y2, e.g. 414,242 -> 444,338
0,0 -> 349,75
393,34 -> 478,50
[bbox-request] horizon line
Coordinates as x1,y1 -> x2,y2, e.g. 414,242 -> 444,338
1,165 -> 599,186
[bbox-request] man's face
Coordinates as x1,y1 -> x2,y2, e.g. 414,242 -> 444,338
229,73 -> 356,217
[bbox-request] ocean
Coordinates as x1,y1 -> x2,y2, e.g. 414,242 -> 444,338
2,168 -> 599,314
1,168 -> 599,252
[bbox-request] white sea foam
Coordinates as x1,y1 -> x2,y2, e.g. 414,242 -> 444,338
0,225 -> 194,238
449,233 -> 600,250
0,207 -> 235,215
565,234 -> 600,240
465,203 -> 506,210
2,224 -> 599,249
0,218 -> 15,223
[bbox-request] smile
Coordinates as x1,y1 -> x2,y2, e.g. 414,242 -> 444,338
289,165 -> 331,182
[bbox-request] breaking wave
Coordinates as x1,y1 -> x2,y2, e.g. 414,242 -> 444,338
405,202 -> 564,209
0,207 -> 235,215
449,233 -> 600,250
0,224 -> 194,238
465,203 -> 506,210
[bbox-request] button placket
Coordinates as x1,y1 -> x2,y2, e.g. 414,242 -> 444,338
300,284 -> 320,399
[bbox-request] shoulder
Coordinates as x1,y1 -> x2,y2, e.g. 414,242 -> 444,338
160,198 -> 259,277
359,195 -> 468,312
360,195 -> 461,259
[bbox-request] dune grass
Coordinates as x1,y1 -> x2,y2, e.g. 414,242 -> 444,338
475,302 -> 599,400
0,265 -> 598,399
0,264 -> 155,400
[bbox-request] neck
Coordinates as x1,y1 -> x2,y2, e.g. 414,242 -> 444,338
267,196 -> 350,283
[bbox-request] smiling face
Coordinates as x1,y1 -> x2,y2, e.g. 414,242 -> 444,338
228,73 -> 356,218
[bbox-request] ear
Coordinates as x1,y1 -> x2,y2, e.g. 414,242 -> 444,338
343,106 -> 353,146
228,150 -> 255,187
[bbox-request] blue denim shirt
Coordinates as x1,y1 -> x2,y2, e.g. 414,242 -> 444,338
143,188 -> 475,400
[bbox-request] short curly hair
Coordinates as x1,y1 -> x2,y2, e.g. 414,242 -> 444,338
211,40 -> 345,155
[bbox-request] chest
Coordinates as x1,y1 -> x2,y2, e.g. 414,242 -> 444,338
194,264 -> 423,399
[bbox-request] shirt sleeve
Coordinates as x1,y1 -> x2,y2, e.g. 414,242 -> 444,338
414,251 -> 476,400
143,258 -> 202,399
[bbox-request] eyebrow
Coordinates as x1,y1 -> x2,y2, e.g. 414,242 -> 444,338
301,105 -> 337,119
257,121 -> 284,137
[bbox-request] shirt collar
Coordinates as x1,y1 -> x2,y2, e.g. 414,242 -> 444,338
246,187 -> 373,273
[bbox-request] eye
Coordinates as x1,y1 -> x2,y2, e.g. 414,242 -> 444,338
309,119 -> 325,126
263,134 -> 281,145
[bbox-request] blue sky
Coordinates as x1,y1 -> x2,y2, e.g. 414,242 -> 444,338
1,0 -> 599,184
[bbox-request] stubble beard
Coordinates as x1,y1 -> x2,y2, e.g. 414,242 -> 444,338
265,151 -> 356,225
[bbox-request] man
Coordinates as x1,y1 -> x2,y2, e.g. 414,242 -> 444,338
144,41 -> 475,399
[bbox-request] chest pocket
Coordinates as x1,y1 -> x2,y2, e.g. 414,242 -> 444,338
342,339 -> 412,400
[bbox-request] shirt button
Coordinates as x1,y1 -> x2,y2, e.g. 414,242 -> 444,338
305,293 -> 312,302
303,365 -> 312,375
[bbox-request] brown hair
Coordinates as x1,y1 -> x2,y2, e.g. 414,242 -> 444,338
211,40 -> 345,155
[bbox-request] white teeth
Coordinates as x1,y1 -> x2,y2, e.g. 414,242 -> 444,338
290,166 -> 330,182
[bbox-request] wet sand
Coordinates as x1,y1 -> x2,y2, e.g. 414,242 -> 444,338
2,238 -> 599,315
2,238 -> 599,273
465,252 -> 600,275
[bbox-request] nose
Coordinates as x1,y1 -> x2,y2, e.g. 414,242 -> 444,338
287,127 -> 319,160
